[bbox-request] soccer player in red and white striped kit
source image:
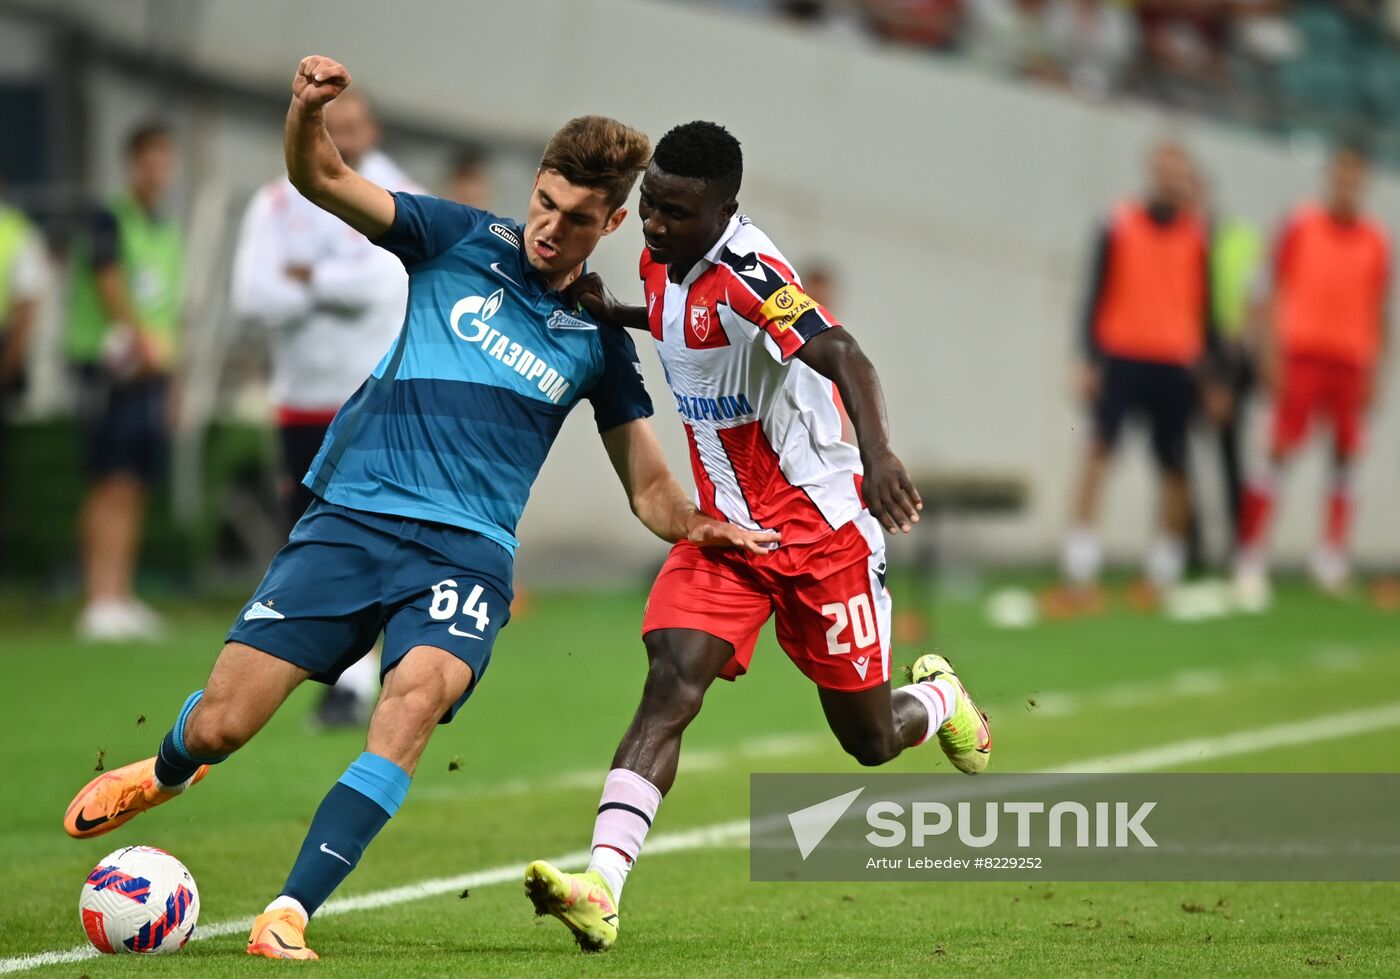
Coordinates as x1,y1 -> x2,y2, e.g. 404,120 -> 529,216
524,122 -> 993,951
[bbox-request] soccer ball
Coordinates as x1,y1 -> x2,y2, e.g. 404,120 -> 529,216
78,845 -> 200,954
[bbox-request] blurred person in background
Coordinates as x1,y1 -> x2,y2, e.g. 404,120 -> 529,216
66,123 -> 183,641
1136,0 -> 1231,98
0,174 -> 48,567
774,0 -> 825,24
1051,140 -> 1216,613
1042,0 -> 1139,99
1235,147 -> 1391,603
0,176 -> 44,396
443,145 -> 493,209
1199,171 -> 1265,551
1229,0 -> 1297,64
863,0 -> 965,50
965,0 -> 1057,79
231,89 -> 419,727
771,0 -> 869,42
968,0 -> 1139,96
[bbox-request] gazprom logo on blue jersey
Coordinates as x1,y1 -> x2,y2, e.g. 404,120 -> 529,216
449,288 -> 574,404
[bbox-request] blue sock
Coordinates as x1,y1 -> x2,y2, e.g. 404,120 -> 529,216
280,752 -> 411,916
153,691 -> 228,789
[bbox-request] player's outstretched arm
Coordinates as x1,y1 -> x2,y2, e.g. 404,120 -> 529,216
601,418 -> 780,553
796,329 -> 923,535
571,273 -> 651,332
284,55 -> 395,239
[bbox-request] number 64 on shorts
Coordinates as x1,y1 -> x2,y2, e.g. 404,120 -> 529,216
429,579 -> 491,637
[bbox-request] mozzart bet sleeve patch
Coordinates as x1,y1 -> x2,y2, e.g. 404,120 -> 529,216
759,283 -> 820,334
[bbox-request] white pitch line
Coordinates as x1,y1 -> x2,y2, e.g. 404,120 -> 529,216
7,700 -> 1400,975
0,822 -> 751,976
417,650 -> 1374,804
1040,700 -> 1400,775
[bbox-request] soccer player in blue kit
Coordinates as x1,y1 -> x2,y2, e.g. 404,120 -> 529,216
62,55 -> 776,960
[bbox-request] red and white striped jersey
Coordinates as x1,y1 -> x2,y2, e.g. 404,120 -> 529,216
640,215 -> 865,547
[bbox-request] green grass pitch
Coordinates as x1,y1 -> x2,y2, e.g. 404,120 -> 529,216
2,581 -> 1399,977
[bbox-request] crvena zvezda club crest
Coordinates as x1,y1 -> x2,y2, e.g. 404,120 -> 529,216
690,305 -> 711,341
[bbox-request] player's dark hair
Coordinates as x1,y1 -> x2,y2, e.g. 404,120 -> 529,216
126,121 -> 173,158
652,121 -> 743,200
540,116 -> 651,210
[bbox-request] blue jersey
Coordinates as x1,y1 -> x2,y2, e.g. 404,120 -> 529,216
304,192 -> 652,554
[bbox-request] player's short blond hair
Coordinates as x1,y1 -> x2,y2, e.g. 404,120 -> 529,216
540,116 -> 651,210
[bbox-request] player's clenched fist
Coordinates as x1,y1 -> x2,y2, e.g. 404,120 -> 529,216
292,55 -> 351,108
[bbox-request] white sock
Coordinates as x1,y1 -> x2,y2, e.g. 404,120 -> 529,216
588,845 -> 631,904
586,769 -> 662,905
1062,527 -> 1102,585
1144,535 -> 1185,589
1235,542 -> 1266,576
900,678 -> 960,745
265,895 -> 309,922
155,772 -> 195,794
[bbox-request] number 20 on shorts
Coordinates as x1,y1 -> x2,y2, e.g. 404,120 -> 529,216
821,595 -> 876,655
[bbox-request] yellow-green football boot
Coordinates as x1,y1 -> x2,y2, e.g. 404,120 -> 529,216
909,654 -> 992,774
524,860 -> 619,952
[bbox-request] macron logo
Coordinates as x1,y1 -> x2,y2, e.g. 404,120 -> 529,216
243,602 -> 284,622
788,788 -> 863,860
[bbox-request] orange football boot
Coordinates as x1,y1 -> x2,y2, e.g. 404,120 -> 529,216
64,757 -> 208,839
247,907 -> 319,961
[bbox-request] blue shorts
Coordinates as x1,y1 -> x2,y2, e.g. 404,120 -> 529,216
226,498 -> 513,722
